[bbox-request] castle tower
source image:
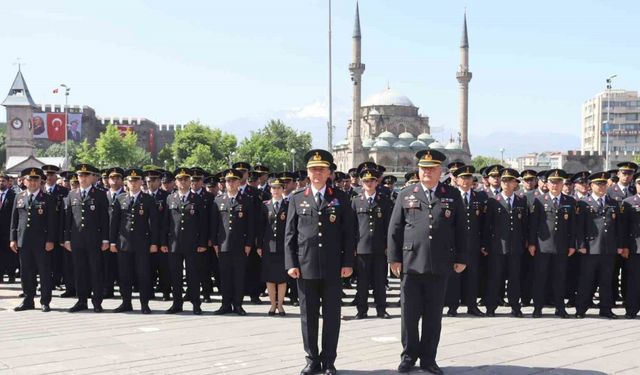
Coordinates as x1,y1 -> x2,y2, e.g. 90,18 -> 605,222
2,67 -> 36,160
348,2 -> 365,168
456,12 -> 472,154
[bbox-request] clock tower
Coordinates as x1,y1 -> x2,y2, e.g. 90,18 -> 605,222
2,68 -> 36,160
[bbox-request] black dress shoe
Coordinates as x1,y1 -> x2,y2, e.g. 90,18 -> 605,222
397,359 -> 415,373
162,293 -> 171,301
165,305 -> 183,314
532,308 -> 542,318
18,293 -> 25,298
251,296 -> 262,304
446,308 -> 458,317
376,311 -> 391,319
268,309 -> 276,316
354,312 -> 367,320
41,304 -> 51,312
279,310 -> 286,317
193,305 -> 203,315
599,310 -> 618,319
291,299 -> 300,307
575,312 -> 586,319
60,291 -> 75,298
486,309 -> 496,317
69,302 -> 88,313
93,305 -> 104,313
323,363 -> 337,375
625,313 -> 636,319
14,302 -> 35,311
141,304 -> 152,314
113,303 -> 133,313
467,307 -> 485,317
420,362 -> 443,375
300,362 -> 322,375
213,305 -> 233,315
511,308 -> 523,318
235,306 -> 247,316
555,309 -> 569,319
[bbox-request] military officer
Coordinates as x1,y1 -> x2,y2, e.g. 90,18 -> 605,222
42,165 -> 68,291
575,172 -> 624,319
190,166 -> 217,303
10,168 -> 57,312
382,175 -> 398,201
518,169 -> 540,307
621,172 -> 640,319
352,168 -> 393,320
65,164 -> 110,313
212,169 -> 255,316
255,164 -> 272,201
161,167 -> 208,315
528,169 -> 576,318
285,149 -> 355,375
109,169 -> 159,314
103,167 -> 126,299
483,168 -> 527,318
445,165 -> 488,317
389,149 -> 466,375
145,169 -> 171,301
484,164 -> 503,197
0,173 -> 17,284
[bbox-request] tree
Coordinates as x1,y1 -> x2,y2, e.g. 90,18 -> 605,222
36,140 -> 79,166
170,120 -> 237,172
236,119 -> 312,172
75,124 -> 151,168
471,155 -> 502,171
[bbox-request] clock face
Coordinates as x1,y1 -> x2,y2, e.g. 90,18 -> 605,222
11,118 -> 23,129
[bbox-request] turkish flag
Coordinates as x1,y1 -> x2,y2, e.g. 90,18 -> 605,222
47,113 -> 66,142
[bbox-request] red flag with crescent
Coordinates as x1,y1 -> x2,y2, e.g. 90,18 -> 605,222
47,113 -> 66,142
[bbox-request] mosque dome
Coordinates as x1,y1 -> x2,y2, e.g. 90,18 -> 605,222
392,140 -> 410,149
372,139 -> 391,149
362,138 -> 375,148
428,141 -> 445,150
363,86 -> 415,107
398,131 -> 416,142
409,140 -> 428,150
445,140 -> 463,150
417,132 -> 435,144
377,130 -> 397,143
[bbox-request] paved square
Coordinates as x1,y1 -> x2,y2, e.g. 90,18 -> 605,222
1,280 -> 638,375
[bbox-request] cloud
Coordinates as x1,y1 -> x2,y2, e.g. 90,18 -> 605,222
285,101 -> 328,120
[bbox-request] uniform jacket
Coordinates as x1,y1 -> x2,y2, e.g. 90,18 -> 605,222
258,199 -> 288,255
162,191 -> 208,253
528,193 -> 577,254
64,187 -> 110,248
576,194 -> 623,255
10,190 -> 57,248
352,191 -> 392,255
483,193 -> 528,255
109,192 -> 159,251
213,193 -> 254,253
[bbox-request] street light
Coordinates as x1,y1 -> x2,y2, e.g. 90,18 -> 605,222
282,162 -> 287,172
499,148 -> 505,164
290,148 -> 296,172
605,74 -> 617,170
59,84 -> 70,168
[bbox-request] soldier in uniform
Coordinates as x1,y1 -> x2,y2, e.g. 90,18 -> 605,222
285,149 -> 355,375
621,172 -> 640,319
575,172 -> 624,319
389,149 -> 466,375
352,168 -> 392,320
483,168 -> 528,318
212,169 -> 255,316
145,169 -> 171,301
161,167 -> 208,315
608,162 -> 637,303
483,164 -> 503,197
190,167 -> 217,303
109,169 -> 159,314
256,175 -> 289,316
65,164 -> 110,313
42,165 -> 68,291
445,165 -> 487,317
161,171 -> 176,193
255,164 -> 272,201
528,169 -> 576,318
10,168 -> 57,312
382,175 -> 398,202
0,173 -> 17,283
103,167 -> 125,299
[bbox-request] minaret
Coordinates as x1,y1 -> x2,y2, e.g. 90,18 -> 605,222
348,2 -> 365,168
456,12 -> 472,154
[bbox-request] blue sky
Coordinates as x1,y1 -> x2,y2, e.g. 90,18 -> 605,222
2,0 -> 639,158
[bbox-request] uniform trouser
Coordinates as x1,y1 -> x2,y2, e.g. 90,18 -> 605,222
118,250 -> 151,304
19,246 -> 52,305
613,256 -> 627,299
298,278 -> 341,366
577,254 -> 615,312
168,251 -> 200,307
219,252 -> 247,307
624,254 -> 640,315
520,251 -> 534,304
72,246 -> 103,306
63,248 -> 76,293
1,244 -> 19,278
355,254 -> 387,314
486,252 -> 522,311
245,249 -> 262,297
445,249 -> 480,309
51,245 -> 64,286
288,276 -> 299,301
478,255 -> 489,301
197,249 -> 214,296
565,254 -> 581,303
400,273 -> 449,365
150,251 -> 171,295
102,250 -> 118,295
532,252 -> 568,310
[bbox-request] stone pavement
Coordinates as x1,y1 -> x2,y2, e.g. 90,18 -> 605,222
1,279 -> 638,375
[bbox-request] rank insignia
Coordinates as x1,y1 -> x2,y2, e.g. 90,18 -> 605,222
612,213 -> 616,220
476,209 -> 480,216
518,213 -> 522,219
190,209 -> 195,215
38,208 -> 44,215
377,212 -> 382,218
239,211 -> 244,218
329,214 -> 336,223
444,209 -> 451,218
139,209 -> 144,215
564,213 -> 569,220
280,212 -> 286,221
90,205 -> 96,211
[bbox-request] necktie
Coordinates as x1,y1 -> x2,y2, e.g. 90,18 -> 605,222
598,197 -> 604,209
553,197 -> 558,209
623,187 -> 628,196
81,190 -> 86,200
0,192 -> 4,206
426,189 -> 432,202
129,195 -> 135,210
274,201 -> 280,212
316,192 -> 322,207
368,197 -> 374,206
463,193 -> 469,208
507,196 -> 512,210
181,195 -> 187,203
28,194 -> 34,206
495,189 -> 500,196
48,187 -> 53,194
230,197 -> 235,206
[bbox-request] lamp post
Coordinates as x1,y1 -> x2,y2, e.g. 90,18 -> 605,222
499,148 -> 505,164
290,148 -> 296,172
605,74 -> 617,170
59,84 -> 70,168
282,162 -> 287,172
